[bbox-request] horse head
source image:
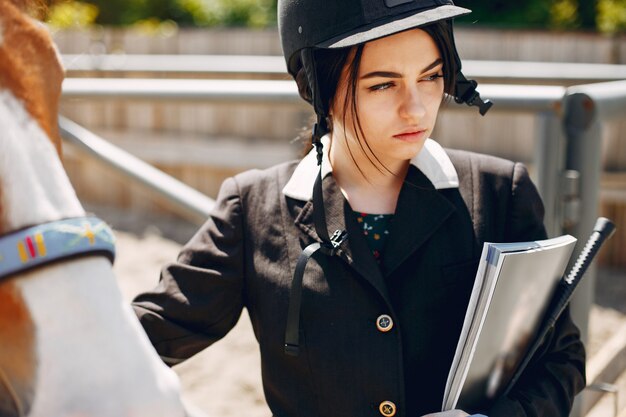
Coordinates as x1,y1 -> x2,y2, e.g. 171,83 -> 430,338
0,2 -> 191,415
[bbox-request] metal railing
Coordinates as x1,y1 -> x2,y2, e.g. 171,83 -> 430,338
61,78 -> 569,116
61,78 -> 567,111
60,116 -> 215,223
560,81 -> 626,417
58,76 -> 625,237
59,79 -> 566,233
61,78 -> 305,104
59,80 -> 566,231
62,54 -> 626,84
59,78 -> 626,239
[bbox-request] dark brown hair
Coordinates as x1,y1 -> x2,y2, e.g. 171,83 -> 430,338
296,21 -> 459,174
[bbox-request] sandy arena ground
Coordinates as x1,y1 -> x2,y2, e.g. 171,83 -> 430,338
109,215 -> 626,417
112,230 -> 268,417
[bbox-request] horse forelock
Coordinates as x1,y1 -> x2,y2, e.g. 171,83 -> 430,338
0,0 -> 71,234
0,1 -> 63,155
1,0 -> 28,10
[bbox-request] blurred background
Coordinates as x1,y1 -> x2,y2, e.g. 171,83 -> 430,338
35,1 -> 626,416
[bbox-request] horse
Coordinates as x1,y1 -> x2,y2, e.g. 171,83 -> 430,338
0,1 -> 193,415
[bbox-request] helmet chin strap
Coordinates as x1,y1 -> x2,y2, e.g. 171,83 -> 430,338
299,48 -> 334,242
454,71 -> 493,116
300,48 -> 330,160
284,49 -> 347,357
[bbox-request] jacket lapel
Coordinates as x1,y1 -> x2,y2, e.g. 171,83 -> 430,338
382,165 -> 457,276
293,174 -> 390,303
445,149 -> 484,258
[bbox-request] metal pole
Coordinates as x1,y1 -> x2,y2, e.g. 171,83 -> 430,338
562,88 -> 606,417
562,90 -> 603,353
61,79 -> 565,112
62,54 -> 626,84
561,80 -> 626,416
59,116 -> 215,224
534,111 -> 566,238
560,81 -> 625,343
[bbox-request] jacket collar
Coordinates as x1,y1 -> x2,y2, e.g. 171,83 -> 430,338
287,136 -> 459,303
282,135 -> 459,201
291,169 -> 392,303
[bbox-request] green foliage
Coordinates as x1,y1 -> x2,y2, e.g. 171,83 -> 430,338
550,0 -> 580,29
454,0 -> 552,29
175,0 -> 277,27
45,0 -> 276,28
455,0 -> 625,33
597,0 -> 626,32
47,1 -> 99,28
45,0 -> 624,33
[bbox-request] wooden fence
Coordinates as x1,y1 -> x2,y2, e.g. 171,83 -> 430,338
53,27 -> 626,267
52,27 -> 626,63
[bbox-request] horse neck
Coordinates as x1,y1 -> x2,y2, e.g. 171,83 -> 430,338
0,89 -> 84,236
0,60 -> 84,415
0,89 -> 187,416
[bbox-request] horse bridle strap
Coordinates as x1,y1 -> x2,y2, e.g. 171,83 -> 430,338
0,216 -> 115,280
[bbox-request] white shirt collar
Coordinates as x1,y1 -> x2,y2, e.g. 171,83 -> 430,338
282,135 -> 459,201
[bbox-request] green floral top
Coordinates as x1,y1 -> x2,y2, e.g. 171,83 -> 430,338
353,212 -> 393,262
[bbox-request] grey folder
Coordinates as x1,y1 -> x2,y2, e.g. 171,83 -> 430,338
443,234 -> 577,411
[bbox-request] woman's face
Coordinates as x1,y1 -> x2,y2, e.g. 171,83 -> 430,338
331,28 -> 445,173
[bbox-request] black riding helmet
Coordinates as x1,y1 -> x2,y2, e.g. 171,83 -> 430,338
278,0 -> 492,127
279,0 -> 492,357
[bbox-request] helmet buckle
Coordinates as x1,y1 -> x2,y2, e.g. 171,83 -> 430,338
455,73 -> 494,116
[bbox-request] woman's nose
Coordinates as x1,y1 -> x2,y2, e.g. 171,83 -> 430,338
399,86 -> 427,121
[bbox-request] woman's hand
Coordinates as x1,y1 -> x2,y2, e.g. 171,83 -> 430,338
420,410 -> 471,417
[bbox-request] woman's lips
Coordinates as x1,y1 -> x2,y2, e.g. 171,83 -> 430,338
392,130 -> 426,142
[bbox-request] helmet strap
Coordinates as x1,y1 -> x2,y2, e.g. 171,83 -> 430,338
284,164 -> 347,357
446,20 -> 493,116
454,71 -> 493,116
312,119 -> 326,166
301,48 -> 331,166
284,51 -> 348,357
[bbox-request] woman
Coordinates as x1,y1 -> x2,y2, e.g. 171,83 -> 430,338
133,1 -> 585,416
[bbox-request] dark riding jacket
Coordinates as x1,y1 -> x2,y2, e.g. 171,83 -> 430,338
133,139 -> 585,417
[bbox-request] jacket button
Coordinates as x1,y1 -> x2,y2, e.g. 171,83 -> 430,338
376,314 -> 393,332
379,400 -> 397,416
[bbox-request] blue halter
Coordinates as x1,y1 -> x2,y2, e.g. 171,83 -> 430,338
0,216 -> 115,280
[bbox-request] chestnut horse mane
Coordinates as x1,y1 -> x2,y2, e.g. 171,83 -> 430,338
2,0 -> 45,14
0,0 -> 56,235
0,1 -> 53,139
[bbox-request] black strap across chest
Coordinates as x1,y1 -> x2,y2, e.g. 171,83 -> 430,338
284,156 -> 347,356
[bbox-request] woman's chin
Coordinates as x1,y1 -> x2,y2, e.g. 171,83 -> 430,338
388,138 -> 427,160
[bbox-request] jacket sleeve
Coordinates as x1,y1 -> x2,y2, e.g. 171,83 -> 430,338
486,163 -> 586,417
132,177 -> 245,366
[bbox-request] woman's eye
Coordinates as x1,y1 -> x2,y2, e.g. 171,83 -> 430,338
422,73 -> 443,82
368,82 -> 394,92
